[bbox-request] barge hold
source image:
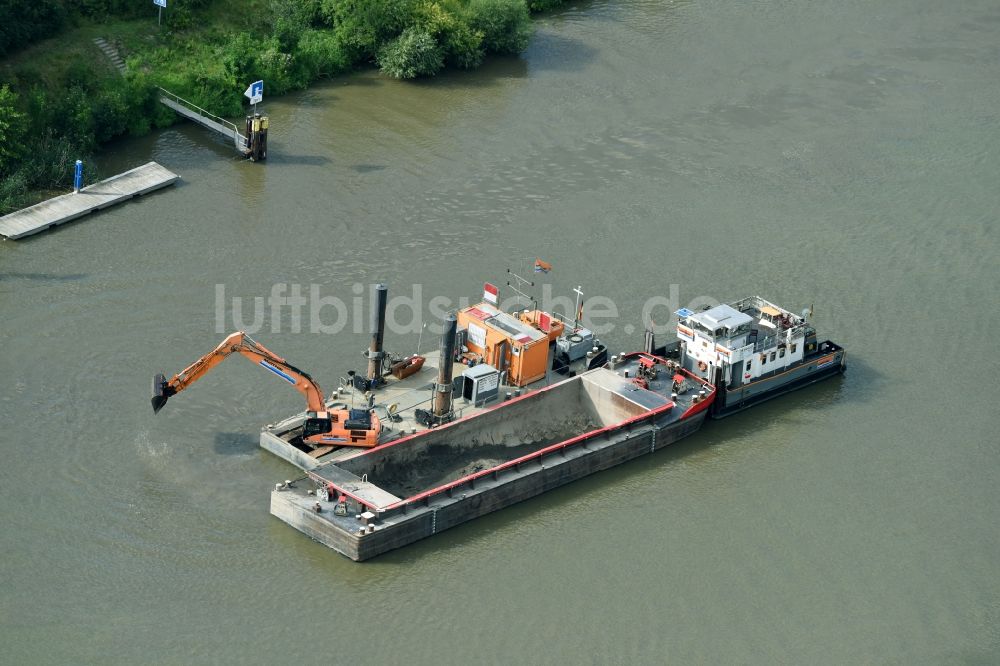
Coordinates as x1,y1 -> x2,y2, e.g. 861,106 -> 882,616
270,353 -> 715,561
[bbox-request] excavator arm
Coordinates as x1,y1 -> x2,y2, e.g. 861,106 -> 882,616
152,331 -> 327,414
151,332 -> 382,448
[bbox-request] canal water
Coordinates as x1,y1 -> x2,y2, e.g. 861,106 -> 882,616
3,0 -> 998,662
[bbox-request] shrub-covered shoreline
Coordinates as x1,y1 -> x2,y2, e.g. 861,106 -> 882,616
0,0 -> 568,214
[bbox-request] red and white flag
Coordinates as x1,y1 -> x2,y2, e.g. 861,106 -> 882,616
483,282 -> 499,305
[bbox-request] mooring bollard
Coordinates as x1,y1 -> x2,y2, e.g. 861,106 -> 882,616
244,113 -> 269,162
73,160 -> 83,193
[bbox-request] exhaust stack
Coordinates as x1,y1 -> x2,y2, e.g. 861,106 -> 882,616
644,329 -> 655,355
367,283 -> 388,384
433,314 -> 457,418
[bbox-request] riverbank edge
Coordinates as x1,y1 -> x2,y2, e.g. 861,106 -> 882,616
0,0 -> 571,216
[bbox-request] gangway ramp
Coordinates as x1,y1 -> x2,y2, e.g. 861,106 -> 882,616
159,88 -> 247,153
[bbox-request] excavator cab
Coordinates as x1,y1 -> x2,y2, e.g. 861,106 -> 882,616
303,411 -> 333,438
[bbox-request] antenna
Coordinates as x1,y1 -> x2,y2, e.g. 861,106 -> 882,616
573,285 -> 584,329
416,322 -> 427,355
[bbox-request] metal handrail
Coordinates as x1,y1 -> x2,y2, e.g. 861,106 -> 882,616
157,87 -> 243,137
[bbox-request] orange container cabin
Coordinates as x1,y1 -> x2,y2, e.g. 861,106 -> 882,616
456,303 -> 560,387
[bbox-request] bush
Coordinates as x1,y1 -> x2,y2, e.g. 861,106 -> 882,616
413,1 -> 483,69
378,27 -> 444,78
120,72 -> 159,136
0,1 -> 67,57
0,85 -> 26,177
0,170 -> 28,214
298,29 -> 352,78
58,87 -> 97,150
466,0 -> 531,55
321,0 -> 418,62
92,85 -> 129,143
23,132 -> 83,190
272,0 -> 323,51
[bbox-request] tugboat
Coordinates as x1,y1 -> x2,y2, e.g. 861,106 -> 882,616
668,297 -> 846,418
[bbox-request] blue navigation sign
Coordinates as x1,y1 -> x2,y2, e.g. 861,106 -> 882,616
244,80 -> 264,106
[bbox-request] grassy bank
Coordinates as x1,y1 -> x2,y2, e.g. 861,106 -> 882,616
0,0 -> 567,215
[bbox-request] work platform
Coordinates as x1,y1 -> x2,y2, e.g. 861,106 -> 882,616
259,350 -> 553,472
0,162 -> 179,240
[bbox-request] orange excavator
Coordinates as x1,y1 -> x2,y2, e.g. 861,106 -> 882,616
151,331 -> 381,448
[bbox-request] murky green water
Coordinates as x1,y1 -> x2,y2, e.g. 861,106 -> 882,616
3,1 -> 999,662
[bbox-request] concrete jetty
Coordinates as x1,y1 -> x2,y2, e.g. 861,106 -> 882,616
0,162 -> 179,240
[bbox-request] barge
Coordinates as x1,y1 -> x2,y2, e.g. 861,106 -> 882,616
270,352 -> 715,561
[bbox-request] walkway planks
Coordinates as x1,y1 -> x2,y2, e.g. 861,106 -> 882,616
0,162 -> 179,240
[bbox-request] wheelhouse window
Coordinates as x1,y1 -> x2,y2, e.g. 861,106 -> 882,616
745,360 -> 752,371
791,343 -> 797,353
779,348 -> 786,358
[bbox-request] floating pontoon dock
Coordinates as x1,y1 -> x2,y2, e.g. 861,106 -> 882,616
0,162 -> 179,239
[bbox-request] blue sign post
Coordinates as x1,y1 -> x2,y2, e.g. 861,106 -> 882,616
73,160 -> 83,193
153,0 -> 166,26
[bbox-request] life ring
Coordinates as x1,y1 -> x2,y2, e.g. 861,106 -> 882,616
569,334 -> 584,343
697,360 -> 708,372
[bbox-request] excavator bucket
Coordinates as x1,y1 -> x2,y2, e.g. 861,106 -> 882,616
151,373 -> 169,413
